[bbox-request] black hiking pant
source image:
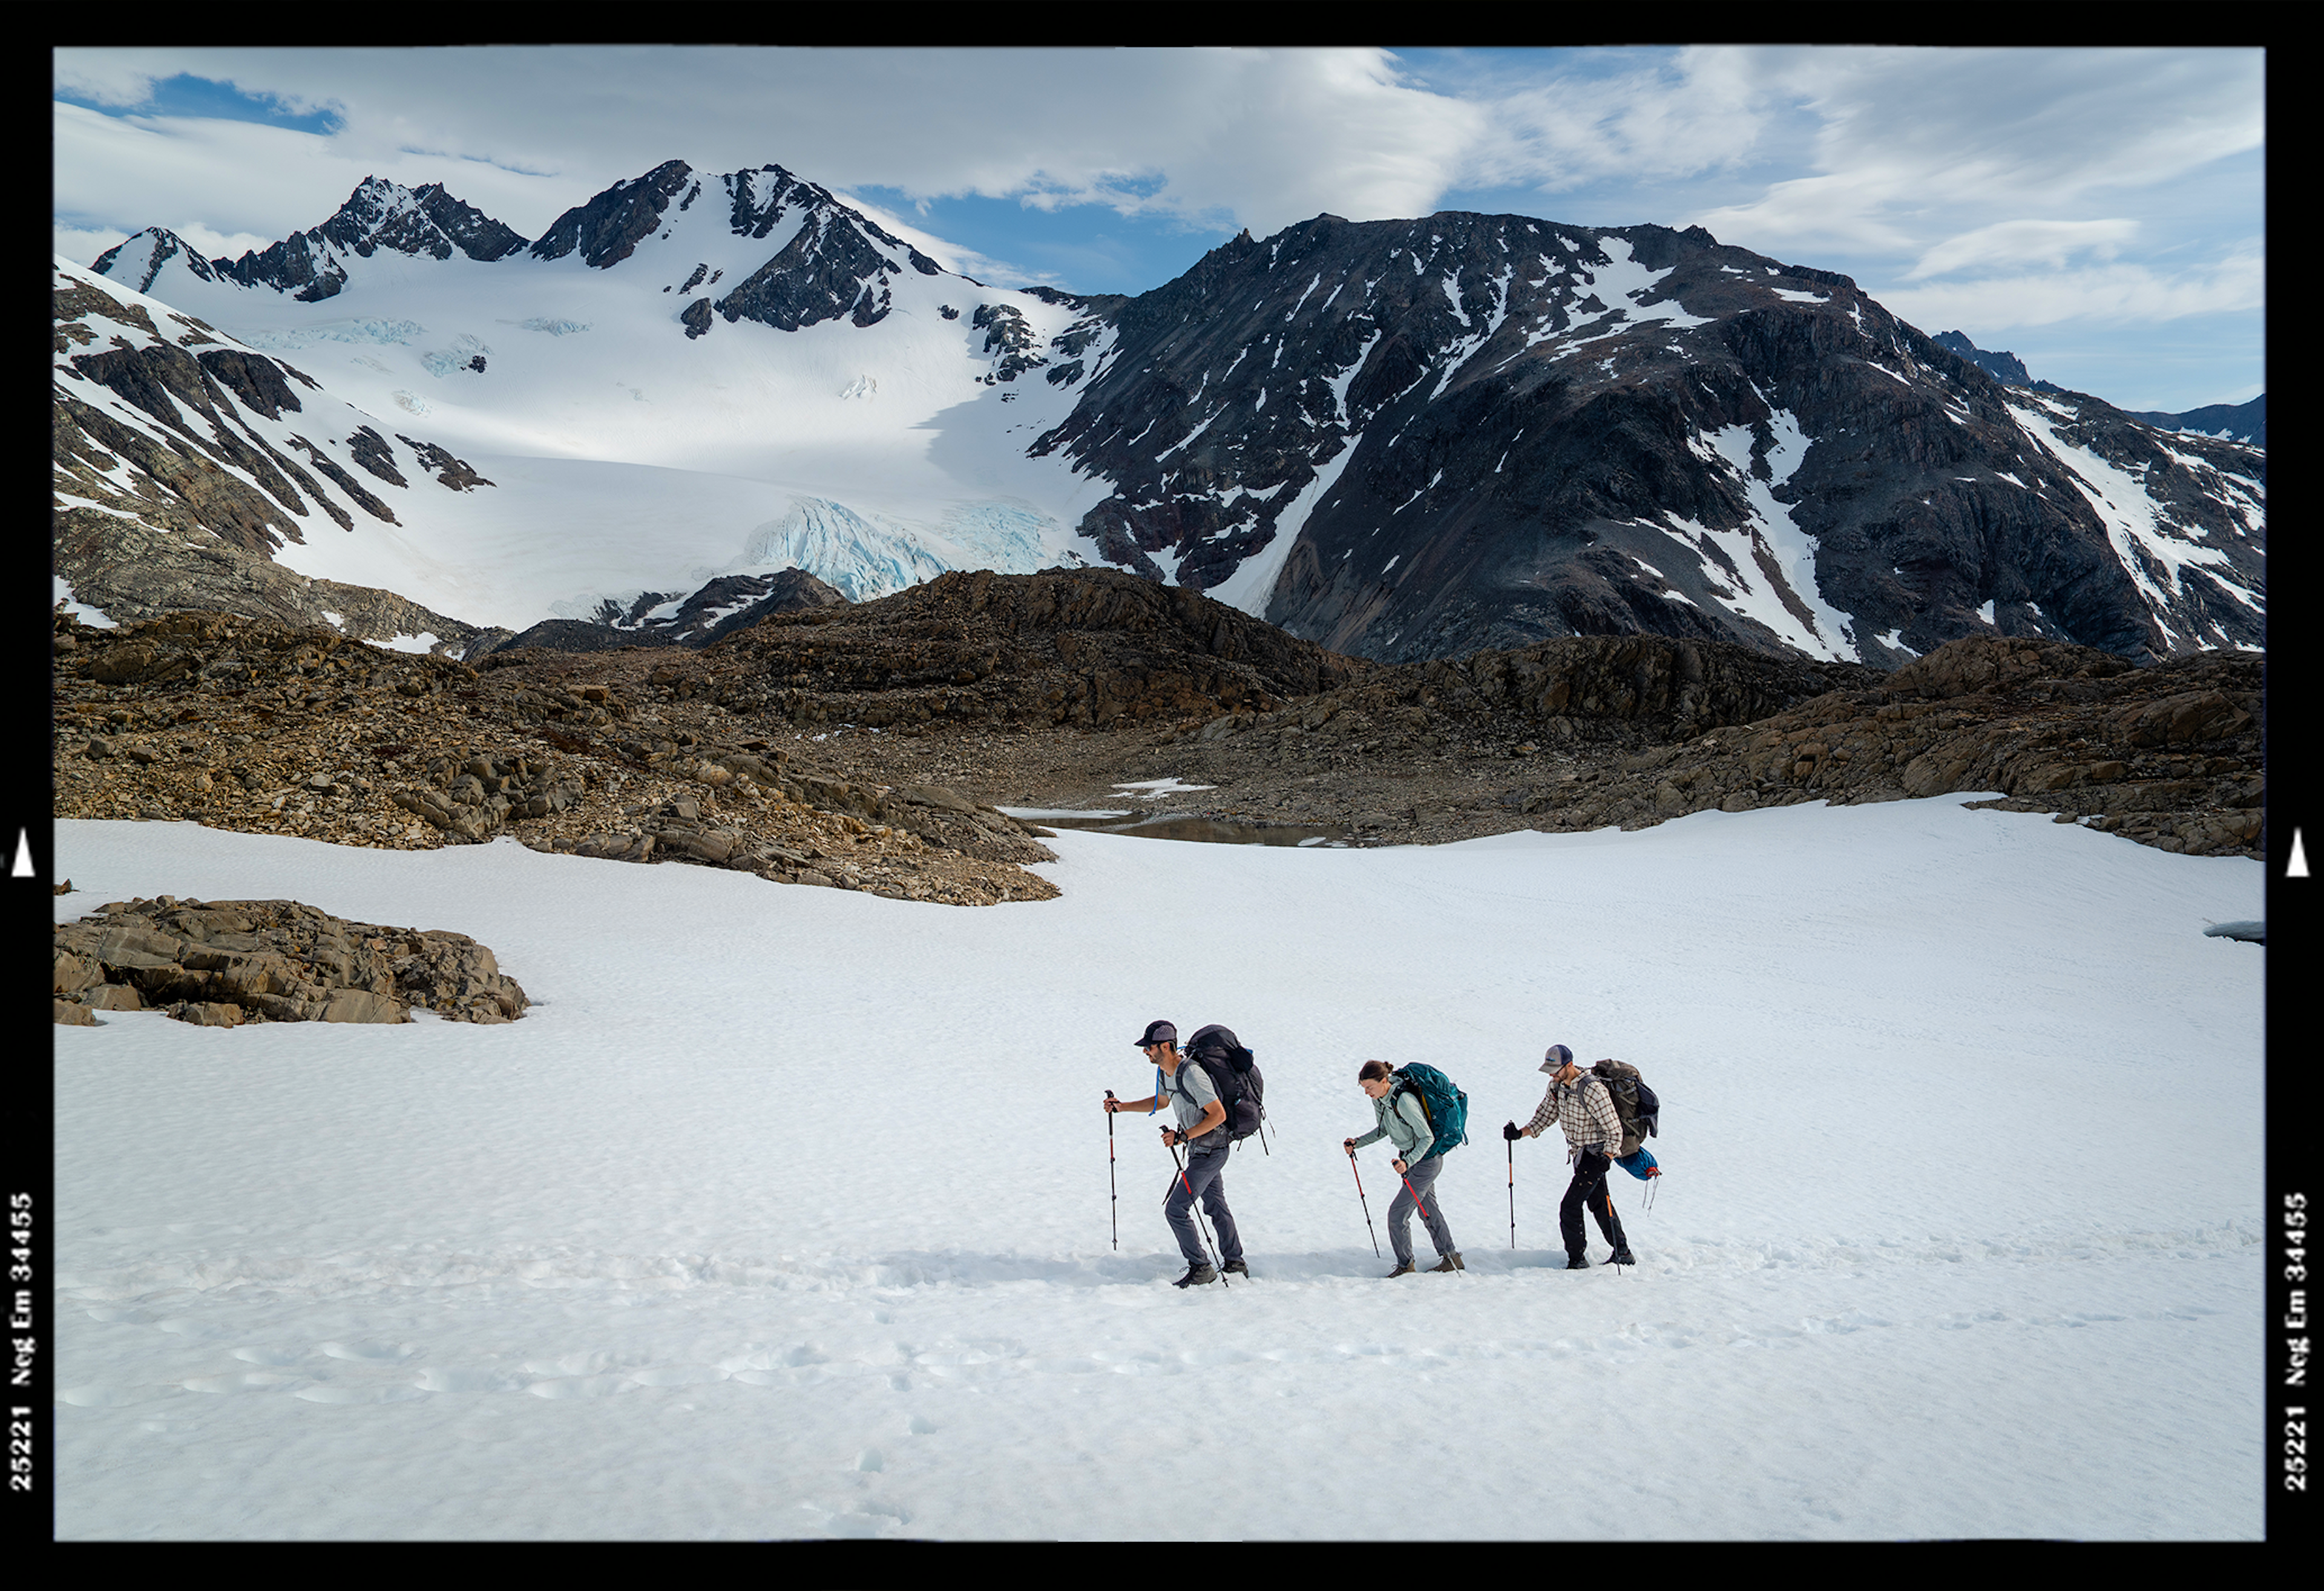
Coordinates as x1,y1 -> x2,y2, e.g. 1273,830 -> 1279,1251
1560,1149 -> 1628,1264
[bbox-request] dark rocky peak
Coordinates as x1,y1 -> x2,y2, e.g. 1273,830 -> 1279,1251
310,176 -> 513,261
704,181 -> 942,336
1030,210 -> 1886,595
1020,284 -> 1116,310
205,177 -> 530,301
1931,329 -> 2065,394
409,183 -> 530,262
1018,205 -> 2259,668
91,228 -> 222,295
723,162 -> 821,240
1933,329 -> 2031,386
528,159 -> 696,268
2129,393 -> 2265,449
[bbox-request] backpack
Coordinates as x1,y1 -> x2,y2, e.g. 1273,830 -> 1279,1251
1184,1025 -> 1266,1147
1390,1063 -> 1469,1158
1588,1059 -> 1659,1159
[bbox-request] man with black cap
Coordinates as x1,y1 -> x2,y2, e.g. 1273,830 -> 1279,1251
1504,1043 -> 1635,1269
1105,1020 -> 1249,1287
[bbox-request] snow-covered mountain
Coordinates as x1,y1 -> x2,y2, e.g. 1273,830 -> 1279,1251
1027,217 -> 2264,663
71,162 -> 1123,641
72,161 -> 2265,665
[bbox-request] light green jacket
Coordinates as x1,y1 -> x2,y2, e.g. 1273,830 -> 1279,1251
1351,1084 -> 1436,1164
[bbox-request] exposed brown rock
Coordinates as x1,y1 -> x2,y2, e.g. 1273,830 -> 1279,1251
51,603 -> 1063,907
52,572 -> 2263,923
51,895 -> 530,1027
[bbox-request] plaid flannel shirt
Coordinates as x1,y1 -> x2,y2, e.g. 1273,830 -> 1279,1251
1524,1073 -> 1625,1163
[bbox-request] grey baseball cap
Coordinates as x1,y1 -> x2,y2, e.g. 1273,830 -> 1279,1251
1136,1020 -> 1178,1048
1540,1043 -> 1573,1073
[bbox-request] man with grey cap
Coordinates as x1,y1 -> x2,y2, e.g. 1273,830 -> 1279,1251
1105,1020 -> 1249,1287
1504,1044 -> 1635,1269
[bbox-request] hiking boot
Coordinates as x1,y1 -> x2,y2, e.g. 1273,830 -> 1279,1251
1387,1259 -> 1418,1278
1172,1263 -> 1218,1288
1566,1254 -> 1590,1270
1609,1247 -> 1636,1266
1222,1259 -> 1250,1277
1430,1252 -> 1465,1273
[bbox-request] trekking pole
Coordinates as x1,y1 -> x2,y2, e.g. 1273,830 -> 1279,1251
1169,1139 -> 1229,1288
1105,1091 -> 1120,1251
1508,1135 -> 1517,1250
1394,1164 -> 1433,1221
1345,1145 -> 1380,1258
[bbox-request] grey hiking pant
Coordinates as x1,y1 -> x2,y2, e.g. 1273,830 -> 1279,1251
1164,1144 -> 1244,1269
1388,1153 -> 1457,1265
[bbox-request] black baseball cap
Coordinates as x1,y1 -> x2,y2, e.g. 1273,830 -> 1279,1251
1136,1020 -> 1178,1048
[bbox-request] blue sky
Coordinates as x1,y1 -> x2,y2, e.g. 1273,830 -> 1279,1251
53,46 -> 2263,413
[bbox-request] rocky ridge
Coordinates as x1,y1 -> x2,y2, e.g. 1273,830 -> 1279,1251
54,896 -> 528,1028
51,608 -> 1063,910
54,572 -> 2262,965
1164,632 -> 2261,855
707,566 -> 1371,730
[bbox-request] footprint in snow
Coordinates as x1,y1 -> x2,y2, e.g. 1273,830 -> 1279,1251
416,1366 -> 520,1393
182,1371 -> 303,1394
294,1384 -> 428,1404
629,1365 -> 726,1386
57,1384 -> 146,1408
232,1346 -> 304,1365
525,1374 -> 634,1399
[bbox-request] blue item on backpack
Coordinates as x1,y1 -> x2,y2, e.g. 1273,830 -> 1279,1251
1390,1063 -> 1469,1157
1614,1146 -> 1661,1179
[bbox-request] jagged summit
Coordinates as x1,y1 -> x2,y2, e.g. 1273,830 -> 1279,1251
90,226 -> 224,295
1026,209 -> 2263,663
180,176 -> 533,301
73,159 -> 2265,670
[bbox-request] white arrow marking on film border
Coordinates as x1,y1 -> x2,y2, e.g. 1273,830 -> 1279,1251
2291,827 -> 2310,879
10,829 -> 31,878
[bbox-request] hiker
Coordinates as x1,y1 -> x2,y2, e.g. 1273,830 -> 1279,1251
1345,1060 -> 1463,1276
1506,1043 -> 1635,1268
1104,1019 -> 1249,1287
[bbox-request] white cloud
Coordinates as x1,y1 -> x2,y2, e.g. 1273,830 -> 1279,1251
1675,47 -> 2260,257
1907,218 -> 2141,280
50,42 -> 2265,399
51,100 -> 574,259
1454,45 -> 1776,194
54,45 -> 2265,256
1878,248 -> 2265,332
51,47 -> 1491,242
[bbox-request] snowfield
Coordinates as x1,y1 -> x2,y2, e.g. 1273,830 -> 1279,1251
50,795 -> 2264,1540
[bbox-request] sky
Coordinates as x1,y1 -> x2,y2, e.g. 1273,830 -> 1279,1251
52,46 -> 2263,415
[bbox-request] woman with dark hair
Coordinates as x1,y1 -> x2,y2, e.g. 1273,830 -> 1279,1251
1344,1060 -> 1463,1278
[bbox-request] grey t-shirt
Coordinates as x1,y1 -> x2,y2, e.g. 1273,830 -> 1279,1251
1160,1059 -> 1224,1146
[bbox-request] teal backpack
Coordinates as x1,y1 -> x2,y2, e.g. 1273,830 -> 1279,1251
1391,1063 -> 1469,1158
